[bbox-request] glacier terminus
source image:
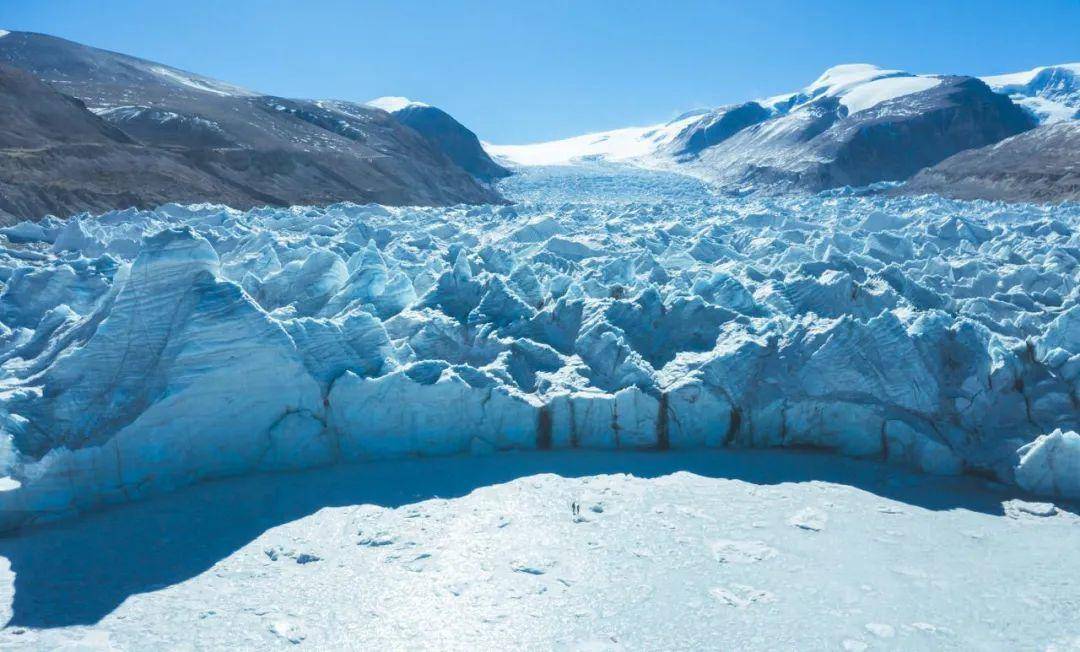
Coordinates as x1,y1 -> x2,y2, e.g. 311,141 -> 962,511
0,166 -> 1077,531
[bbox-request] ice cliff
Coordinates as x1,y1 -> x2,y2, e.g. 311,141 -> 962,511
0,167 -> 1077,529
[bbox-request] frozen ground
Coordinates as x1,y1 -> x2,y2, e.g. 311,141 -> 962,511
0,449 -> 1077,650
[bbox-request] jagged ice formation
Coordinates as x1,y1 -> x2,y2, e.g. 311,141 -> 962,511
0,167 -> 1077,529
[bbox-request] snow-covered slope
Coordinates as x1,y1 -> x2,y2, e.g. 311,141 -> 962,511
486,113 -> 704,166
487,64 -> 1042,197
486,65 -> 950,169
789,63 -> 942,114
981,63 -> 1080,123
0,167 -> 1077,530
365,96 -> 429,112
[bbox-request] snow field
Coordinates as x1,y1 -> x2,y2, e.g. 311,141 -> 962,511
0,450 -> 1076,649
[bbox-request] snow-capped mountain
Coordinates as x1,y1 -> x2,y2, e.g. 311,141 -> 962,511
486,64 -> 972,167
487,63 -> 1079,199
760,63 -> 944,115
982,63 -> 1080,124
689,74 -> 1032,191
0,31 -> 504,222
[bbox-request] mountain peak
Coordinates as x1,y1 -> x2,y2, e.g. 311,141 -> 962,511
805,64 -> 914,98
982,62 -> 1080,89
981,63 -> 1080,124
808,63 -> 898,86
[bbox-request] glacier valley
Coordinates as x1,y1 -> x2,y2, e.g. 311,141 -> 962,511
0,165 -> 1078,531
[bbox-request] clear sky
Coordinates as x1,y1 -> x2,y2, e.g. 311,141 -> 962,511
5,0 -> 1079,143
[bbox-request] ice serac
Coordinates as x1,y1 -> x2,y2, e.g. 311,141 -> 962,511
0,166 -> 1078,530
1014,429 -> 1080,497
0,227 -> 324,522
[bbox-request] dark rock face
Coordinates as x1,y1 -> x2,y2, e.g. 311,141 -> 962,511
0,63 -> 132,149
818,77 -> 1038,187
0,64 -> 255,224
667,102 -> 771,158
0,31 -> 503,222
901,121 -> 1080,203
690,76 -> 1038,193
391,104 -> 510,180
96,106 -> 239,148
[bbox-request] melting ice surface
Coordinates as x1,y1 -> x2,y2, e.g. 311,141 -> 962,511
0,165 -> 1078,530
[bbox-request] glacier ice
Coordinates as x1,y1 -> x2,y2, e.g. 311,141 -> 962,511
0,167 -> 1077,529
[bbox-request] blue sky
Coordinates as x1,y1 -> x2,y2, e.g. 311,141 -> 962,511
5,0 -> 1079,142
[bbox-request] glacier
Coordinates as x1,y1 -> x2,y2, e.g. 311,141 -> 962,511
0,165 -> 1077,530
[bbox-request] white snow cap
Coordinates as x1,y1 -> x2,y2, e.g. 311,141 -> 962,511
0,29 -> 10,39
806,63 -> 906,96
366,96 -> 429,113
980,63 -> 1080,124
981,62 -> 1080,89
805,64 -> 941,114
840,76 -> 941,114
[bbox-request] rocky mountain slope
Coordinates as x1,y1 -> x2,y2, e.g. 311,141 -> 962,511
685,73 -> 1035,191
902,120 -> 1080,203
0,63 -> 257,222
0,31 -> 503,222
366,97 -> 510,181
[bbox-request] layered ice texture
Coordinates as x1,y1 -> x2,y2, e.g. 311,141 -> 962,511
0,166 -> 1077,528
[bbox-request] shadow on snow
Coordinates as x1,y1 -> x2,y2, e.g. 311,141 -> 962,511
0,447 -> 1071,628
